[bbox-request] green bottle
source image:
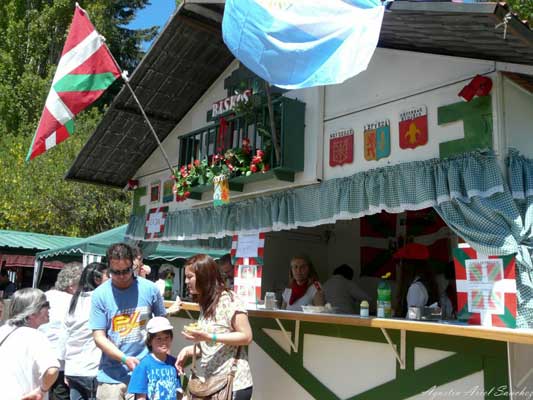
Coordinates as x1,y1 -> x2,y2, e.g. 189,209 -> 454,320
164,276 -> 173,301
377,272 -> 392,318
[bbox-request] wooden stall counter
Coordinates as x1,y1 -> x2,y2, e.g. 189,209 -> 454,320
168,301 -> 533,346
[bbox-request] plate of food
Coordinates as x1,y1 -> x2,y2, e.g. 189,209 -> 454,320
183,322 -> 202,333
301,303 -> 337,314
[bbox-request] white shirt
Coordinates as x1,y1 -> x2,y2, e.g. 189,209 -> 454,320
39,289 -> 72,368
0,325 -> 60,400
323,275 -> 369,314
155,279 -> 166,296
63,292 -> 102,377
406,277 -> 429,308
282,285 -> 317,311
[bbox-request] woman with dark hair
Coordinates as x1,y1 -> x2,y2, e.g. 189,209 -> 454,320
0,288 -> 59,400
282,255 -> 325,311
176,254 -> 253,400
64,262 -> 108,400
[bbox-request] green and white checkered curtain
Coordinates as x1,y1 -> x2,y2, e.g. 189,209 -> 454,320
505,149 -> 533,327
128,150 -> 504,241
431,149 -> 533,328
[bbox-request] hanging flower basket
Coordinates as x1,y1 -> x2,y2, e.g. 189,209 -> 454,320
173,138 -> 270,202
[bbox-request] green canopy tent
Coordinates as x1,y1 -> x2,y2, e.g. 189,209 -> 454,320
33,224 -> 229,288
0,229 -> 82,290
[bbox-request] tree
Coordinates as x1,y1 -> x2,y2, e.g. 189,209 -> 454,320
507,0 -> 533,24
0,0 -> 164,236
0,109 -> 132,237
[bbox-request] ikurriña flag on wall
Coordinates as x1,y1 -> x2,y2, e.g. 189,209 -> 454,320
26,3 -> 121,161
453,245 -> 517,328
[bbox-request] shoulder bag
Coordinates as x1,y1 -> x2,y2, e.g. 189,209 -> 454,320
186,344 -> 241,400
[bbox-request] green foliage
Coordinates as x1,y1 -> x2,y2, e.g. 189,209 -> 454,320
0,109 -> 132,237
0,0 -> 164,236
507,0 -> 533,24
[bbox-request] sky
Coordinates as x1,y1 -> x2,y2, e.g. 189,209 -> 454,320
129,0 -> 177,50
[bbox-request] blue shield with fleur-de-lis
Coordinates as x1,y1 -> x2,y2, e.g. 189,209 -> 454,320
375,124 -> 390,160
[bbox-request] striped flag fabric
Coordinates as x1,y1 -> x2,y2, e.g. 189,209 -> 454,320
222,0 -> 384,90
453,245 -> 517,328
27,4 -> 121,160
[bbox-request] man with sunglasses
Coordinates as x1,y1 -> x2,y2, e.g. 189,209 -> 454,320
89,243 -> 166,400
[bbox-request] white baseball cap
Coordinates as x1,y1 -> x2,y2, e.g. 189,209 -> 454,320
146,316 -> 173,334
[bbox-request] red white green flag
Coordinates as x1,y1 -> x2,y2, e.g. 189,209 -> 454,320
453,245 -> 517,328
26,4 -> 121,160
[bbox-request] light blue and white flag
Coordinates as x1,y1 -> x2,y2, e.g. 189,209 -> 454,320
222,0 -> 385,90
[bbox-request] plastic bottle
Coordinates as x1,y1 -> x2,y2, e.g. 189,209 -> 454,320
164,275 -> 173,301
360,300 -> 369,318
377,272 -> 392,318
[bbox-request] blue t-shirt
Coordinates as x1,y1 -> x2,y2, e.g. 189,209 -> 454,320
128,353 -> 181,400
89,277 -> 166,384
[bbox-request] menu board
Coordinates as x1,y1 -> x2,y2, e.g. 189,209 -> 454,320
453,245 -> 517,328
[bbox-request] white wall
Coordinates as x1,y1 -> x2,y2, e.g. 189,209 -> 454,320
323,48 -> 497,180
503,76 -> 533,156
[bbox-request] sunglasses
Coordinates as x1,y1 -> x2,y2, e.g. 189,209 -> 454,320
109,266 -> 133,276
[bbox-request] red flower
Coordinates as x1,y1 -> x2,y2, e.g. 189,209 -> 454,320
227,164 -> 234,171
184,191 -> 191,198
181,169 -> 188,178
252,156 -> 261,165
256,149 -> 265,158
188,163 -> 193,170
194,159 -> 200,167
262,164 -> 270,172
242,138 -> 250,146
250,164 -> 258,173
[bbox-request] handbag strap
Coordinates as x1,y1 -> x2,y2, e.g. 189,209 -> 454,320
0,326 -> 19,347
191,343 -> 242,374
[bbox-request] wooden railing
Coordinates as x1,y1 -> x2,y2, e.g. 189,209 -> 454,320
177,96 -> 305,174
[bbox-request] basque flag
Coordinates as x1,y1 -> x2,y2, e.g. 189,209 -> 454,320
27,3 -> 121,160
222,0 -> 385,90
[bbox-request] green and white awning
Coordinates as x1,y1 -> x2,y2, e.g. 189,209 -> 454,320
127,150 -> 504,241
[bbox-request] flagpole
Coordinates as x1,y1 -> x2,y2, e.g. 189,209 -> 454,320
121,76 -> 176,177
106,44 -> 176,178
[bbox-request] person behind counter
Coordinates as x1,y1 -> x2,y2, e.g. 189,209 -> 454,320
323,264 -> 370,314
282,255 -> 325,311
395,243 -> 438,316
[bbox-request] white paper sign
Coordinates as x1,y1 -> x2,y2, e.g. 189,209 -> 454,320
236,234 -> 261,258
146,211 -> 165,234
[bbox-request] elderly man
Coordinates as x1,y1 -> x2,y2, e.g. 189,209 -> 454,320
89,243 -> 167,400
39,262 -> 83,400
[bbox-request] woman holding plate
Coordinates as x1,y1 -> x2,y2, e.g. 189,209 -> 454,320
176,254 -> 253,400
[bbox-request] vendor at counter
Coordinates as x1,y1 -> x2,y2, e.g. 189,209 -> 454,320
282,255 -> 325,311
323,264 -> 370,314
395,243 -> 454,319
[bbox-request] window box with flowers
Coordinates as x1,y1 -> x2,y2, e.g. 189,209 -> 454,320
174,96 -> 305,201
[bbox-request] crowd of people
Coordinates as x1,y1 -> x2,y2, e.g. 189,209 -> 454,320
0,243 -> 254,400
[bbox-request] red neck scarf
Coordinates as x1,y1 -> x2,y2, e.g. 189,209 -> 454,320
289,281 -> 309,305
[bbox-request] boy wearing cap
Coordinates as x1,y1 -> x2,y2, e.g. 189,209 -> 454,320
128,316 -> 181,400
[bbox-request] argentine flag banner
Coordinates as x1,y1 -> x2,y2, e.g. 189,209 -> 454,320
222,0 -> 385,90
